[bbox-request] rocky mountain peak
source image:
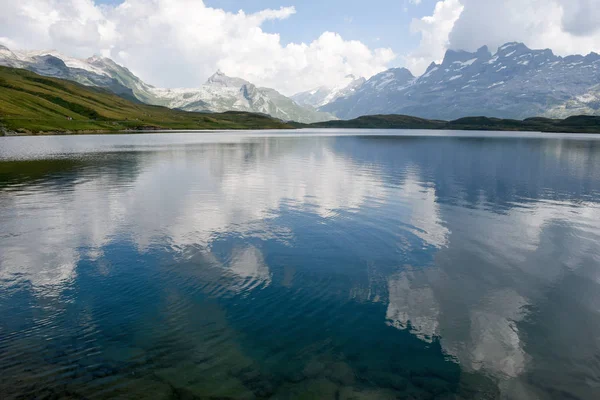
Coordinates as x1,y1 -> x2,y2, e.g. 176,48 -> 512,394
495,42 -> 548,61
496,42 -> 527,53
365,68 -> 414,90
205,70 -> 250,88
87,55 -> 112,65
442,46 -> 491,66
585,52 -> 600,62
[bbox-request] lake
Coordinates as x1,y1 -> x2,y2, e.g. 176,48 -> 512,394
1,130 -> 600,399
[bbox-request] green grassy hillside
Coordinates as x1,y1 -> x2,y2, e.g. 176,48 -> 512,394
0,66 -> 292,134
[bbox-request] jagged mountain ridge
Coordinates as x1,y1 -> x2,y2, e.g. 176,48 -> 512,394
320,42 -> 600,120
0,45 -> 334,123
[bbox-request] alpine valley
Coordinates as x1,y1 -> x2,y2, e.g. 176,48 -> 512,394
1,42 -> 600,122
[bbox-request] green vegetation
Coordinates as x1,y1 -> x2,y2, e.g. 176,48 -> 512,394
0,66 -> 292,134
304,114 -> 600,133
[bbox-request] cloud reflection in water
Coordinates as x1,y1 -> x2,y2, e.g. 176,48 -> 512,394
1,132 -> 600,399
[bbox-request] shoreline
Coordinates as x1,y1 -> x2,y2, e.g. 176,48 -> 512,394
4,126 -> 600,136
0,126 -> 297,136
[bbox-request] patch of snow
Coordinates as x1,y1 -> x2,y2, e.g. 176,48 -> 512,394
453,58 -> 477,69
576,93 -> 598,103
504,50 -> 516,57
420,67 -> 438,79
499,43 -> 517,51
518,61 -> 530,66
375,76 -> 395,90
496,66 -> 507,72
448,74 -> 463,81
487,56 -> 499,64
488,81 -> 505,88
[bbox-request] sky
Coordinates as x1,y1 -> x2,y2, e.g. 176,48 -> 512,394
1,0 -> 600,95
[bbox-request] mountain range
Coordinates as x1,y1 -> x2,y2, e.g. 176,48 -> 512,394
318,43 -> 600,120
0,45 -> 334,124
2,64 -> 599,135
1,42 -> 600,122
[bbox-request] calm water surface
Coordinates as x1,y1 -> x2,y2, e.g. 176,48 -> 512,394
1,130 -> 600,399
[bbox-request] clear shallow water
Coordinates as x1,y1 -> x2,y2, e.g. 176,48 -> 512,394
1,130 -> 600,399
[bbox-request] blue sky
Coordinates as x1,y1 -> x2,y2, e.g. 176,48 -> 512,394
205,0 -> 433,51
95,0 -> 439,65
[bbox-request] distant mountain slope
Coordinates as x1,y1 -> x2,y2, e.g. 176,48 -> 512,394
0,66 -> 292,134
0,45 -> 140,103
292,75 -> 366,108
0,45 -> 334,124
150,71 -> 335,123
319,68 -> 416,118
320,43 -> 600,120
304,113 -> 600,133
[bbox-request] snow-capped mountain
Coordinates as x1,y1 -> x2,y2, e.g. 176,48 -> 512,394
319,68 -> 417,118
148,71 -> 334,123
0,45 -> 335,123
292,75 -> 366,108
0,45 -> 140,102
321,43 -> 600,120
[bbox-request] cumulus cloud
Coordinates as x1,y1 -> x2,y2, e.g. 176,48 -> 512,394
558,0 -> 600,36
404,0 -> 464,75
0,0 -> 395,95
406,0 -> 600,76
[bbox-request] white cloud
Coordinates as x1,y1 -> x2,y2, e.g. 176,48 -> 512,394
0,135 -> 391,294
0,0 -> 395,95
558,0 -> 600,37
404,0 -> 464,75
406,0 -> 600,76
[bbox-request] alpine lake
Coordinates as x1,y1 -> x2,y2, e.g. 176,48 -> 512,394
1,130 -> 600,399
